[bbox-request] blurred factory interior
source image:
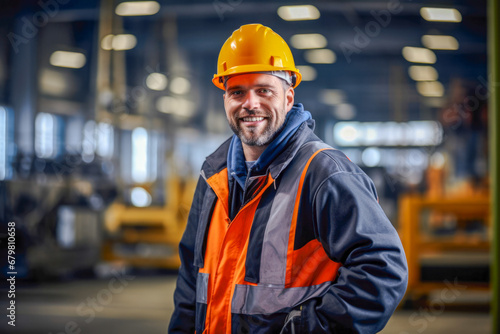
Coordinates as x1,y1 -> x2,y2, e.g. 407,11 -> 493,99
0,0 -> 498,333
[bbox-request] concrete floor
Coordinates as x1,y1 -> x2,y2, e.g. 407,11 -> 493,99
0,275 -> 491,334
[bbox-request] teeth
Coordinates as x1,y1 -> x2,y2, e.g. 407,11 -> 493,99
242,117 -> 264,122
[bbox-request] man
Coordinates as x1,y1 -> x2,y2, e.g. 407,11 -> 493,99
169,24 -> 407,334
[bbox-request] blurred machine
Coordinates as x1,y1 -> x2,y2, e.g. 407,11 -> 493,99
400,192 -> 490,298
399,158 -> 490,303
1,156 -> 116,279
0,149 -> 197,279
102,175 -> 196,269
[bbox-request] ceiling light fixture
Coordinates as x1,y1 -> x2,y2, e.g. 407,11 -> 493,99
296,65 -> 317,81
290,34 -> 327,49
146,73 -> 168,91
417,81 -> 445,97
277,5 -> 320,21
101,34 -> 137,51
170,77 -> 191,95
115,1 -> 160,16
112,34 -> 137,51
101,35 -> 114,50
49,51 -> 86,69
421,35 -> 459,50
408,66 -> 439,81
402,47 -> 436,64
420,7 -> 462,22
320,89 -> 346,105
304,49 -> 336,64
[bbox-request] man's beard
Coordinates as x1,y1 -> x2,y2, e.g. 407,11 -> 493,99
228,109 -> 286,147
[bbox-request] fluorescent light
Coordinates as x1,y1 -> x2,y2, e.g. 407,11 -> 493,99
101,34 -> 114,50
131,127 -> 148,183
296,66 -> 317,81
156,96 -> 175,114
362,148 -> 381,167
112,34 -> 137,51
334,103 -> 356,120
35,113 -> 57,158
334,121 -> 443,146
170,77 -> 191,95
101,34 -> 137,51
96,122 -> 114,158
421,35 -> 459,50
420,7 -> 462,22
417,81 -> 444,97
290,34 -> 327,49
146,73 -> 168,91
408,66 -> 438,81
334,123 -> 359,145
320,89 -> 345,105
430,152 -> 446,169
131,187 -> 152,207
304,49 -> 336,64
156,96 -> 195,117
39,69 -> 69,95
116,1 -> 160,16
277,5 -> 320,21
402,47 -> 436,64
49,51 -> 86,69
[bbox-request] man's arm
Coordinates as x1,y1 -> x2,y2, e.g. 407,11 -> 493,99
300,171 -> 408,333
168,175 -> 206,333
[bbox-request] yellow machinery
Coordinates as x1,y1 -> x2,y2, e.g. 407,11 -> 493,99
399,192 -> 490,298
102,176 -> 197,269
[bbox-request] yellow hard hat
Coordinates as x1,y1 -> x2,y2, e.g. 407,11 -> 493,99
212,24 -> 302,90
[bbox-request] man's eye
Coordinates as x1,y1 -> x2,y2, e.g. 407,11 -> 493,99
230,90 -> 243,96
258,88 -> 270,94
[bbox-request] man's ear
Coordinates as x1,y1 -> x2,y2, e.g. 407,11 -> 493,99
285,87 -> 295,112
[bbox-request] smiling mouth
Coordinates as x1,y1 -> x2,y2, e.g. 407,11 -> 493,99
241,116 -> 265,122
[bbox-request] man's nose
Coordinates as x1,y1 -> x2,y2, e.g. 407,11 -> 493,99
241,90 -> 259,110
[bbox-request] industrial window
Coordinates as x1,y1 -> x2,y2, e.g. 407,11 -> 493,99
35,112 -> 60,159
129,127 -> 159,184
82,120 -> 114,162
82,120 -> 96,162
0,106 -> 13,180
131,127 -> 149,183
96,122 -> 114,158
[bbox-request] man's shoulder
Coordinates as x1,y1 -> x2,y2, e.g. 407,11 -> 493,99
303,141 -> 366,178
300,145 -> 377,198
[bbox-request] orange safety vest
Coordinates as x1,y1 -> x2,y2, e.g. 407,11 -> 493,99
197,143 -> 342,333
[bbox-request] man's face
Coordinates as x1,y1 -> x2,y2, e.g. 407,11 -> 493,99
223,73 -> 294,147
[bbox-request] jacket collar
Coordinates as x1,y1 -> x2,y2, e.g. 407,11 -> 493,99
228,103 -> 313,187
202,137 -> 232,181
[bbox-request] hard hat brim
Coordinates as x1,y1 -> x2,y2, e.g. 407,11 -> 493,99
212,65 -> 302,90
